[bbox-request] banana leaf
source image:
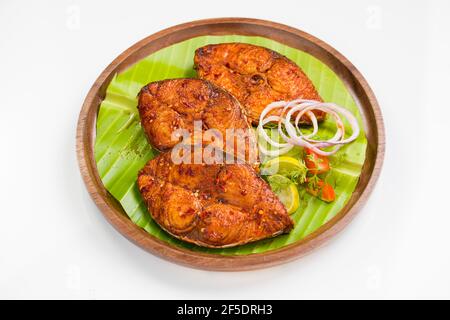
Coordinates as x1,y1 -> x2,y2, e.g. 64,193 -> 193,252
94,35 -> 367,255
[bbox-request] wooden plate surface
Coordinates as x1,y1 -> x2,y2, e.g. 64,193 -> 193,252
76,18 -> 385,271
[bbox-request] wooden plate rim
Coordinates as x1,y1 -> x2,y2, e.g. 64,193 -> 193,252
76,17 -> 385,271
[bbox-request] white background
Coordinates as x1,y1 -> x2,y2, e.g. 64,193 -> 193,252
1,0 -> 449,299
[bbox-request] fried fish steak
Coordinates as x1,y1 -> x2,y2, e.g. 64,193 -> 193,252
138,78 -> 258,165
194,43 -> 325,125
137,151 -> 294,248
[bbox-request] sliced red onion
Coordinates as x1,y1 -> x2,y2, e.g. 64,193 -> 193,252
257,115 -> 291,148
257,115 -> 293,156
257,99 -> 360,156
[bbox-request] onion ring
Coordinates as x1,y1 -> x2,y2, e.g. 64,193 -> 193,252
257,99 -> 360,156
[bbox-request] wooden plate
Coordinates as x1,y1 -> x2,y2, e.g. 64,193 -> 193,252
76,18 -> 385,271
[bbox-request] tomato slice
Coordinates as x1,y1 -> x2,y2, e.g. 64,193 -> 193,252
304,148 -> 330,175
306,178 -> 336,202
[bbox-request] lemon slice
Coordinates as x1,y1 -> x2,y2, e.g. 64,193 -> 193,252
261,156 -> 306,178
267,174 -> 300,214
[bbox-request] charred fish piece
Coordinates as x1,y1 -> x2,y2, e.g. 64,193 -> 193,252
137,150 -> 293,248
194,43 -> 325,125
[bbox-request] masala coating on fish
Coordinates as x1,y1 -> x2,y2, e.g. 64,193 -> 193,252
137,151 -> 294,248
138,78 -> 258,165
194,43 -> 325,125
